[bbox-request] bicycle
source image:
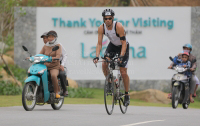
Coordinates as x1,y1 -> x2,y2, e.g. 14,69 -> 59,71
94,55 -> 128,115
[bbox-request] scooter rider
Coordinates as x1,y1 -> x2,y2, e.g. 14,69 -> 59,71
40,31 -> 69,97
168,44 -> 197,103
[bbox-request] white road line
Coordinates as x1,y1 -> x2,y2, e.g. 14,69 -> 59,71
121,120 -> 165,126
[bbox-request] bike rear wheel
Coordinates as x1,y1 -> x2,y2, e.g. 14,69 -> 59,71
104,74 -> 114,115
118,76 -> 127,114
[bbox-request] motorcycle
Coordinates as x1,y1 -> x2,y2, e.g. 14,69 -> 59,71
22,45 -> 64,111
169,57 -> 190,109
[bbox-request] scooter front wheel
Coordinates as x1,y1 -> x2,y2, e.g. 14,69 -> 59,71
22,82 -> 37,111
172,86 -> 179,109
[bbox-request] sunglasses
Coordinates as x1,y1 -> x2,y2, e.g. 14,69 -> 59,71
104,17 -> 112,20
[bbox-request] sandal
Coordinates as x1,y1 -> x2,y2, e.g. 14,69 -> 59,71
167,93 -> 172,99
192,94 -> 197,98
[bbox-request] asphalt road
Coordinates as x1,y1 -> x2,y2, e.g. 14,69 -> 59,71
0,104 -> 200,126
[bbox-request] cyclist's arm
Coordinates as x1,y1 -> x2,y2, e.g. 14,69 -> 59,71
96,25 -> 103,57
116,23 -> 127,57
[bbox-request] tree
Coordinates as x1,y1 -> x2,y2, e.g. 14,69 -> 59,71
0,0 -> 26,86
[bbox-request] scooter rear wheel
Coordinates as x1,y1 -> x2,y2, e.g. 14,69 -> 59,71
51,98 -> 64,110
182,103 -> 189,109
51,80 -> 64,110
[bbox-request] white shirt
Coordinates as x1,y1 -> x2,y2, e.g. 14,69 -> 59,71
104,21 -> 128,46
59,43 -> 67,68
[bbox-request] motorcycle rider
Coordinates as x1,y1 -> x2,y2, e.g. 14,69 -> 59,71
39,31 -> 62,98
40,31 -> 69,97
168,44 -> 196,103
93,9 -> 130,106
193,75 -> 199,97
173,52 -> 192,76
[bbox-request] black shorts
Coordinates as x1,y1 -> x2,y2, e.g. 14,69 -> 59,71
104,42 -> 129,68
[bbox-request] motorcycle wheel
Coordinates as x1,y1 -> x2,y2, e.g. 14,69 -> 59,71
51,81 -> 64,110
22,82 -> 37,111
182,103 -> 189,109
172,86 -> 179,109
51,98 -> 64,110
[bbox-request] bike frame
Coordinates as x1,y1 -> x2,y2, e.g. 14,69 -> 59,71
100,57 -> 123,100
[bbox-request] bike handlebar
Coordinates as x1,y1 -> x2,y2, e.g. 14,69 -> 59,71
94,56 -> 120,68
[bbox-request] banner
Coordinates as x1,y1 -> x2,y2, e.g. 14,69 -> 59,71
36,7 -> 191,80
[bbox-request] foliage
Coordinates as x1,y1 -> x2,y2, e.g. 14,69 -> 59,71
2,64 -> 27,84
2,33 -> 14,54
0,0 -> 26,44
0,81 -> 22,95
68,87 -> 94,98
55,0 -> 68,7
77,0 -> 84,6
27,0 -> 36,6
196,88 -> 200,101
5,33 -> 14,47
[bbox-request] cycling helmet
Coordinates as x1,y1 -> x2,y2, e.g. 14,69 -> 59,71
47,30 -> 58,37
102,9 -> 115,17
183,43 -> 192,51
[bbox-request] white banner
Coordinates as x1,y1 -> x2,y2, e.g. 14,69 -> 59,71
36,7 -> 191,80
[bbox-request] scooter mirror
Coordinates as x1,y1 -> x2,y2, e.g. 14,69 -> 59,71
52,46 -> 59,51
22,45 -> 28,51
169,56 -> 173,61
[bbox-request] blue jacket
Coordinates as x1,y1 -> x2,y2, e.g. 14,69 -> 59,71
173,56 -> 191,76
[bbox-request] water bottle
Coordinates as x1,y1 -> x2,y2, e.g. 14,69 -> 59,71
114,78 -> 119,88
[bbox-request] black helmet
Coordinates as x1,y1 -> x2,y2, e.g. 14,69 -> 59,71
40,32 -> 48,38
47,30 -> 58,37
102,9 -> 115,17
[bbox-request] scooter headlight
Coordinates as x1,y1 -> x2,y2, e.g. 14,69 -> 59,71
38,69 -> 46,74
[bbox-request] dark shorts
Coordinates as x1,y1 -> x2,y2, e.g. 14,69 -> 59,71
104,42 -> 129,68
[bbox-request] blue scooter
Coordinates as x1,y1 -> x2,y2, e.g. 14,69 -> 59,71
22,45 -> 64,111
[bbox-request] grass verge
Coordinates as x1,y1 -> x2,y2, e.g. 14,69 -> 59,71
0,88 -> 200,109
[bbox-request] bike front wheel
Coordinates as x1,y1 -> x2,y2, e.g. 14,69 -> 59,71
118,76 -> 127,114
104,74 -> 114,115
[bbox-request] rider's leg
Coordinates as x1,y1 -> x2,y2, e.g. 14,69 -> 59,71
103,42 -> 116,77
50,69 -> 60,98
120,67 -> 129,93
194,85 -> 198,96
120,67 -> 130,106
102,61 -> 109,77
59,70 -> 68,96
189,74 -> 196,102
193,75 -> 199,97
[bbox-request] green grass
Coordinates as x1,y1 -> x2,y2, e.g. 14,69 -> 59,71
0,88 -> 200,109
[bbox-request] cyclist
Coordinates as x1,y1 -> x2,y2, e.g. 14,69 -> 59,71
93,9 -> 130,106
40,31 -> 69,97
